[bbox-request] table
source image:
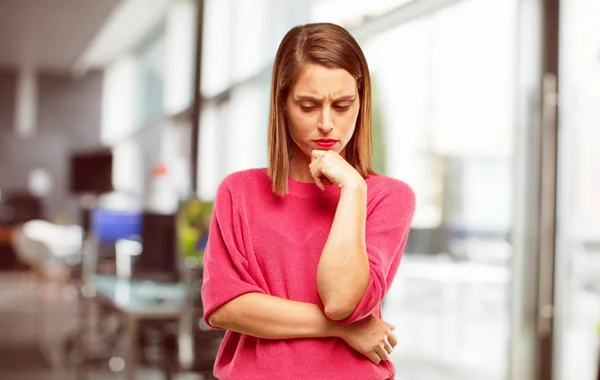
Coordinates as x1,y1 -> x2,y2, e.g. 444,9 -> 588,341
90,275 -> 186,380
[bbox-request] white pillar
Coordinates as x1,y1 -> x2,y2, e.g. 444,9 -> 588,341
15,66 -> 38,137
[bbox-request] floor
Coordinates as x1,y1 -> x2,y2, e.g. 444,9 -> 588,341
0,253 -> 598,380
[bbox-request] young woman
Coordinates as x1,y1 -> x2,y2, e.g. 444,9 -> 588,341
201,22 -> 416,380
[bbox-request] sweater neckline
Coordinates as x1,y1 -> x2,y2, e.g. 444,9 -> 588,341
287,176 -> 340,198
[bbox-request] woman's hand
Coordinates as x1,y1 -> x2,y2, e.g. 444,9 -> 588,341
337,315 -> 397,365
309,150 -> 365,191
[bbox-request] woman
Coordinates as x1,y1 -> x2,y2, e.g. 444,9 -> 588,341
201,22 -> 415,380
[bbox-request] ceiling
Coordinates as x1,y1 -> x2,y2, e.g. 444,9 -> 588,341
0,0 -> 121,71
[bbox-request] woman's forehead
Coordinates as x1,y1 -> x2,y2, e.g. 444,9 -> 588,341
291,64 -> 357,99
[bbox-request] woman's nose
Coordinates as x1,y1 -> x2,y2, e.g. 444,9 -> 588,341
318,108 -> 334,133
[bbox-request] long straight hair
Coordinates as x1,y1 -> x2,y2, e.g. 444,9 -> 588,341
267,23 -> 374,196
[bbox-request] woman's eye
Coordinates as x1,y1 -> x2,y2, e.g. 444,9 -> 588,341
301,105 -> 316,111
334,104 -> 350,111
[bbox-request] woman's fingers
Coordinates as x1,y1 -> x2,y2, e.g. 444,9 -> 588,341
320,176 -> 333,185
367,352 -> 381,365
314,177 -> 326,191
311,149 -> 327,161
383,339 -> 393,354
388,331 -> 397,348
375,343 -> 389,361
309,160 -> 326,191
309,151 -> 330,191
309,165 -> 325,190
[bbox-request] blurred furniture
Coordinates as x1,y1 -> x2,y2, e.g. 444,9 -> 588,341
88,209 -> 178,282
405,227 -> 450,255
0,225 -> 13,243
88,208 -> 143,276
0,224 -> 17,270
75,208 -> 219,379
399,255 -> 510,311
0,192 -> 45,224
11,220 -> 83,276
0,192 -> 45,270
396,254 -> 510,362
133,212 -> 179,282
78,275 -> 185,380
69,150 -> 114,195
10,219 -> 84,368
168,263 -> 224,379
92,208 -> 143,245
115,238 -> 143,279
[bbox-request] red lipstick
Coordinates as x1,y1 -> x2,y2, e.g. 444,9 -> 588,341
314,139 -> 338,148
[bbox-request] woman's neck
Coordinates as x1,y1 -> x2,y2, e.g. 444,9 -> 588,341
289,153 -> 314,183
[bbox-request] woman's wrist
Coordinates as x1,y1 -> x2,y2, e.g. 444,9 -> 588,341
340,176 -> 366,193
326,320 -> 348,339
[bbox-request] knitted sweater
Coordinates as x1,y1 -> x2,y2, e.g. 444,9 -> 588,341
201,168 -> 415,380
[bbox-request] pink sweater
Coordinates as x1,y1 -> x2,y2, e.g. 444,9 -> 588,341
201,168 -> 415,380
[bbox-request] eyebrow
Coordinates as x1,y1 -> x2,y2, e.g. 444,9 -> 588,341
293,94 -> 356,102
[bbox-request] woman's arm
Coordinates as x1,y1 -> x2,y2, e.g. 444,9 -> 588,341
310,151 -> 416,323
209,292 -> 397,364
209,292 -> 344,339
316,183 -> 370,321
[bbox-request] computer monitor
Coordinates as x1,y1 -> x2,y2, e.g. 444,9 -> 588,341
92,208 -> 143,244
69,150 -> 113,195
134,212 -> 179,281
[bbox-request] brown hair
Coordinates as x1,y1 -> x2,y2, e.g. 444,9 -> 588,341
267,22 -> 374,196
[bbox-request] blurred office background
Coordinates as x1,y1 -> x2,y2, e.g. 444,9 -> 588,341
0,0 -> 598,379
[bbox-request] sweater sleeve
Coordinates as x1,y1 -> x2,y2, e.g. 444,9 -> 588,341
201,180 -> 266,329
337,180 -> 416,325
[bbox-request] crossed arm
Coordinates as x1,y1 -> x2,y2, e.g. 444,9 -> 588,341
208,292 -> 344,340
204,176 -> 414,364
208,290 -> 396,364
208,186 -> 386,352
209,186 -> 370,333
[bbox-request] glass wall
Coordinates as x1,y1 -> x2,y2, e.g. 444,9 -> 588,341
358,1 -> 516,379
197,0 -> 310,199
555,0 -> 600,378
101,0 -> 198,209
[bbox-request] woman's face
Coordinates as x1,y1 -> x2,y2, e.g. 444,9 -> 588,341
285,63 -> 360,160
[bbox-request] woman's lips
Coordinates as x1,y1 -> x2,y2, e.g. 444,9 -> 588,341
314,139 -> 338,148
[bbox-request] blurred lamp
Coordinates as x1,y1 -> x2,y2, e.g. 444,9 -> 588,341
28,168 -> 52,197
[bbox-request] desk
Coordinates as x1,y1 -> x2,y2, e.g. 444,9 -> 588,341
90,275 -> 185,380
